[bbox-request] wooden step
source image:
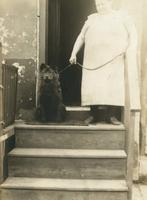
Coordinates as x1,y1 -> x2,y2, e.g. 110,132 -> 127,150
15,123 -> 125,150
15,123 -> 125,130
8,148 -> 127,179
66,106 -> 90,120
9,148 -> 127,158
1,178 -> 128,200
1,177 -> 128,191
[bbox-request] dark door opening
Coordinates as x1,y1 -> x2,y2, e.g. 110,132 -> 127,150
47,0 -> 96,105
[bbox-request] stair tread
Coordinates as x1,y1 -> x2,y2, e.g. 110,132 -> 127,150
66,106 -> 90,111
15,123 -> 125,131
1,177 -> 128,191
9,148 -> 127,158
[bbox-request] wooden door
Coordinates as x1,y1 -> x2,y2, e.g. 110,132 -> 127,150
45,0 -> 96,105
60,0 -> 94,105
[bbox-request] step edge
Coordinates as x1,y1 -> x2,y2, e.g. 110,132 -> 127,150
1,178 -> 128,192
8,148 -> 127,159
14,123 -> 125,131
66,106 -> 90,111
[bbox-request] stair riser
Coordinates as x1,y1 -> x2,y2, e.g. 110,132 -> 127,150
8,157 -> 126,179
15,129 -> 125,150
1,189 -> 128,200
66,110 -> 90,120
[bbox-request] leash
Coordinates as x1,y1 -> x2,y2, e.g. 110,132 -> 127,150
59,64 -> 73,74
77,52 -> 124,71
59,52 -> 125,74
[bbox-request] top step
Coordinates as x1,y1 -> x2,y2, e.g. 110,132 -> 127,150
15,106 -> 124,129
15,122 -> 125,131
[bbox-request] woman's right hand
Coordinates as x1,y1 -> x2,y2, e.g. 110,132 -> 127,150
69,55 -> 77,65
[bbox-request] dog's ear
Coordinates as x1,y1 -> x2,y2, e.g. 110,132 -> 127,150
40,63 -> 46,71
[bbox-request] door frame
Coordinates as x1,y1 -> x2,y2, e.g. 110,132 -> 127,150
38,0 -> 48,65
37,0 -> 61,105
36,0 -> 48,106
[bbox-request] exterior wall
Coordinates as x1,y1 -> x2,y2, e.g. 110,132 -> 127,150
114,0 -> 147,158
0,0 -> 37,120
113,0 -> 147,178
140,1 -> 147,156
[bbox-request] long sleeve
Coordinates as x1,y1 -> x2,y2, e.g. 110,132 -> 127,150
71,19 -> 89,57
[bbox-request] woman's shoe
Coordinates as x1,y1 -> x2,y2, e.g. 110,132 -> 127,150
109,116 -> 121,125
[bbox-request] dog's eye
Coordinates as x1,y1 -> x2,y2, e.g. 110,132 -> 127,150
43,73 -> 54,80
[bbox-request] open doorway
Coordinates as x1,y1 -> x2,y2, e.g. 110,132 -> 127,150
46,0 -> 96,105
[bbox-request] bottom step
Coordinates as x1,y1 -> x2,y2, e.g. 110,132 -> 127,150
1,178 -> 128,200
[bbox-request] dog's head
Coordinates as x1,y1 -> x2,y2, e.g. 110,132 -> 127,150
40,63 -> 59,81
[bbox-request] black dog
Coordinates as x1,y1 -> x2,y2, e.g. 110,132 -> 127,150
36,63 -> 66,122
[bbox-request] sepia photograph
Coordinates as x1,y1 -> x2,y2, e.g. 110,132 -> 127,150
0,0 -> 147,199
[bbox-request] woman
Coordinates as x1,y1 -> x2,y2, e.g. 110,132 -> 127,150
69,0 -> 138,124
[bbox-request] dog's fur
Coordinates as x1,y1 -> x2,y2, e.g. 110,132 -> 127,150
36,63 -> 66,122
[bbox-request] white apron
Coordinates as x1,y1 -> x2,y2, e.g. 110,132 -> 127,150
81,12 -> 129,106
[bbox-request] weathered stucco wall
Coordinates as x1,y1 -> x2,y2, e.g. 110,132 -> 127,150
0,0 -> 37,120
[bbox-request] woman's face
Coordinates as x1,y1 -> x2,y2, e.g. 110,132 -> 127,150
95,0 -> 112,13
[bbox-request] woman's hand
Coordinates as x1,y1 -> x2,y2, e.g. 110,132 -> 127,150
69,55 -> 77,65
